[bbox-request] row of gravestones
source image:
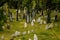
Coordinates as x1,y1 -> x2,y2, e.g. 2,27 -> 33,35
1,22 -> 57,40
4,9 -> 58,23
0,30 -> 38,40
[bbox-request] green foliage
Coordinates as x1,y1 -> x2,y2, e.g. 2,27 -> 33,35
0,8 -> 7,30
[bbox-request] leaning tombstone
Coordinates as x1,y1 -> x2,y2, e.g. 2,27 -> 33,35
37,17 -> 41,23
49,23 -> 53,29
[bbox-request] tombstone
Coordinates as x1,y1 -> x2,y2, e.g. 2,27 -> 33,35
32,9 -> 36,19
1,35 -> 4,40
43,21 -> 46,24
18,39 -> 21,40
28,30 -> 30,34
2,26 -> 5,30
26,15 -> 30,23
32,19 -> 35,22
15,31 -> 20,37
28,38 -> 31,40
31,21 -> 34,26
9,12 -> 13,22
24,22 -> 27,28
22,31 -> 26,35
45,25 -> 49,30
37,17 -> 41,23
40,20 -> 43,24
18,9 -> 21,13
34,34 -> 38,40
49,23 -> 53,29
6,24 -> 10,30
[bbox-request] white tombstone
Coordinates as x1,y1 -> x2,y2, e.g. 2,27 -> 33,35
18,9 -> 21,13
22,31 -> 26,35
24,22 -> 27,28
19,39 -> 21,40
33,19 -> 35,22
31,21 -> 34,26
15,31 -> 20,36
28,38 -> 31,40
44,21 -> 46,24
2,26 -> 5,30
28,30 -> 30,34
1,35 -> 4,40
40,20 -> 43,24
49,23 -> 53,28
37,17 -> 41,23
34,34 -> 38,40
45,25 -> 49,30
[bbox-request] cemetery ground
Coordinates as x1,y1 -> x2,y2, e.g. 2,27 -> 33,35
0,11 -> 60,40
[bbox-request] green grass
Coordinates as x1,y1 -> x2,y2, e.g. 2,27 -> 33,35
0,9 -> 60,40
0,19 -> 60,40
